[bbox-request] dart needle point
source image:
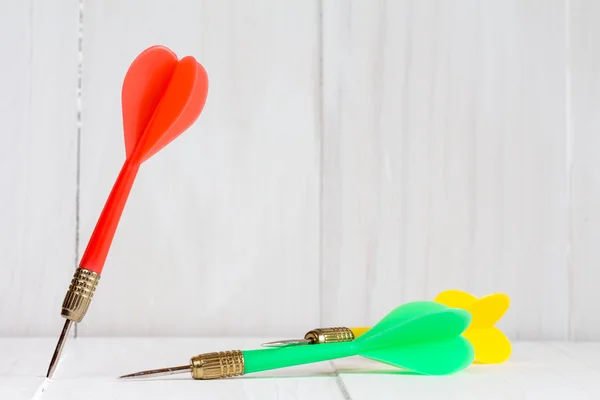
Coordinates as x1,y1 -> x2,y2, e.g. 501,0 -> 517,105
261,339 -> 312,348
260,341 -> 281,347
260,341 -> 286,347
119,365 -> 191,380
46,320 -> 73,378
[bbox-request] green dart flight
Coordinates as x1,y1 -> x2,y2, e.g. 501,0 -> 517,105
119,301 -> 475,380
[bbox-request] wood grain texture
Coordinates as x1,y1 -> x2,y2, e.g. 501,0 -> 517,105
569,0 -> 600,340
321,0 -> 569,339
0,0 -> 78,335
78,0 -> 321,336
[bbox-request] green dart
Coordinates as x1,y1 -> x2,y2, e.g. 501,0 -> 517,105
119,301 -> 474,380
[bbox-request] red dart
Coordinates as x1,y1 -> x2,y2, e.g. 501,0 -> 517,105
46,45 -> 209,378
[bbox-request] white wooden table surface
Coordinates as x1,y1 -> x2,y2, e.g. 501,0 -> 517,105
2,338 -> 600,399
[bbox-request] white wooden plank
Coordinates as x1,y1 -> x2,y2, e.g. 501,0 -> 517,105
42,379 -> 346,400
336,342 -> 600,399
0,0 -> 78,335
569,0 -> 600,340
42,338 -> 345,400
0,339 -> 57,400
0,378 -> 45,400
549,342 -> 600,371
321,0 -> 568,339
78,0 -> 321,336
3,339 -> 600,399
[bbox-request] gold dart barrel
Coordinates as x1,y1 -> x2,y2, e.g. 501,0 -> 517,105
61,268 -> 101,322
304,327 -> 355,344
120,350 -> 245,380
46,268 -> 101,378
262,327 -> 357,347
191,350 -> 244,379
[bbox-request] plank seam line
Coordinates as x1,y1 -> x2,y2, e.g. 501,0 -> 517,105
318,0 -> 325,328
330,361 -> 353,400
73,0 -> 84,339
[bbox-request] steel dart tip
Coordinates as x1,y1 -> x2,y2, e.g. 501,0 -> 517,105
46,320 -> 73,378
261,339 -> 312,347
119,365 -> 191,380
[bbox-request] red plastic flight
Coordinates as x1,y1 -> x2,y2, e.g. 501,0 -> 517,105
80,46 -> 209,274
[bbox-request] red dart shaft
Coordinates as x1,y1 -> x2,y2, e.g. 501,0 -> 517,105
46,159 -> 139,379
79,159 -> 140,274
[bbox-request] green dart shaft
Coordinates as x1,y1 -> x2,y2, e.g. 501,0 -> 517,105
243,341 -> 359,374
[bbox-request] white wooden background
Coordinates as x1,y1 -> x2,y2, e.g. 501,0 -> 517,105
0,0 -> 598,340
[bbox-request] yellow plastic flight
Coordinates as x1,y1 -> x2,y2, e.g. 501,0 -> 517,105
434,289 -> 511,364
